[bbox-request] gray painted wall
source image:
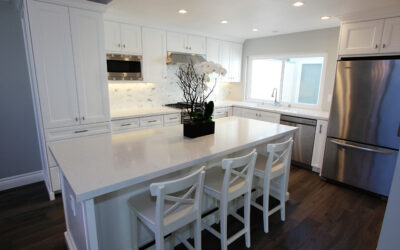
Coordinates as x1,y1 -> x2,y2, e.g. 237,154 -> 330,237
241,27 -> 340,112
0,2 -> 42,179
377,153 -> 400,250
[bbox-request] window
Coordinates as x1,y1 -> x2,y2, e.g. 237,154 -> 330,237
246,55 -> 325,107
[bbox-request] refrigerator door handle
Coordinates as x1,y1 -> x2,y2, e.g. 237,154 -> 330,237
330,139 -> 393,155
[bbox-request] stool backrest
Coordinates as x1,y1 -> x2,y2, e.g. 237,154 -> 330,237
265,138 -> 293,180
221,149 -> 258,199
150,167 -> 206,228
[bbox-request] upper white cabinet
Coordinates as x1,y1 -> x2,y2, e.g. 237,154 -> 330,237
28,1 -> 80,128
27,0 -> 109,129
142,27 -> 167,83
381,17 -> 400,53
167,32 -> 206,54
339,17 -> 400,56
207,38 -> 242,82
69,8 -> 110,125
104,20 -> 142,54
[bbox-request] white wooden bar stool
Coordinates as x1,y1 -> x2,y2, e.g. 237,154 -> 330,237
251,138 -> 293,233
202,149 -> 258,250
128,167 -> 206,250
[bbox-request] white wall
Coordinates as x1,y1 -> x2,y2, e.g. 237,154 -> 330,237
377,152 -> 400,250
241,27 -> 340,112
0,2 -> 42,179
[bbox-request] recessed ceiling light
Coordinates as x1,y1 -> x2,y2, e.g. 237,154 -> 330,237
321,16 -> 331,20
252,28 -> 259,32
178,9 -> 187,14
293,1 -> 304,7
220,20 -> 228,24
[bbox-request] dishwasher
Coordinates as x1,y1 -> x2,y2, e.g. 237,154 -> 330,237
280,115 -> 317,167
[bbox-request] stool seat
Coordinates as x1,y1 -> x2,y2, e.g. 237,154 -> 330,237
254,154 -> 285,179
203,167 -> 247,200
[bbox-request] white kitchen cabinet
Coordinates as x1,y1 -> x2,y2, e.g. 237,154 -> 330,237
220,41 -> 242,82
104,20 -> 142,54
111,118 -> 140,133
28,1 -> 80,129
206,38 -> 221,63
49,167 -> 61,191
311,120 -> 328,173
167,32 -> 206,54
163,113 -> 181,126
213,107 -> 229,119
28,1 -> 110,129
381,17 -> 400,53
241,108 -> 280,123
339,20 -> 384,55
142,27 -> 167,83
232,107 -> 243,117
70,8 -> 110,125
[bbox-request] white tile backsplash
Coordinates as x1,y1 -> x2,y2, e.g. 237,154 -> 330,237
109,65 -> 243,111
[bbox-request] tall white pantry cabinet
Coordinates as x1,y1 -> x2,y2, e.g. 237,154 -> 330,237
21,0 -> 110,200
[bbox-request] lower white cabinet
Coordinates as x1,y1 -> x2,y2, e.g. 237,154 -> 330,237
213,107 -> 229,119
234,107 -> 280,123
140,115 -> 163,128
49,167 -> 61,192
111,113 -> 181,133
311,120 -> 328,173
164,113 -> 181,126
111,118 -> 140,132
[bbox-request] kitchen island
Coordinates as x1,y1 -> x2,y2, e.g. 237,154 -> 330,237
50,117 -> 297,250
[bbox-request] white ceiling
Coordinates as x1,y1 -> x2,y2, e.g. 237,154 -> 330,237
105,0 -> 400,42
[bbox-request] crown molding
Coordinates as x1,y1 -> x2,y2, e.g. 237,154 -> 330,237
337,5 -> 400,23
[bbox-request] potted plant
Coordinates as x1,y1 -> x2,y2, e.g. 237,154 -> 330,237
176,61 -> 227,138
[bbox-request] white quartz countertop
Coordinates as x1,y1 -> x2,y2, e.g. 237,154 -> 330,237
50,117 -> 297,202
111,106 -> 181,120
215,101 -> 330,120
110,101 -> 329,121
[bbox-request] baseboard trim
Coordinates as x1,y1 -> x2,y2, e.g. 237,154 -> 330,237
0,170 -> 43,191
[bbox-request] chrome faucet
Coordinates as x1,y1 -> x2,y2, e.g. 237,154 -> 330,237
271,88 -> 280,106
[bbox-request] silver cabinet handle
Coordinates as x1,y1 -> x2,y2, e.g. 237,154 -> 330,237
148,120 -> 157,123
123,44 -> 126,48
75,117 -> 78,122
382,44 -> 386,48
319,124 -> 323,133
121,123 -> 132,126
118,44 -> 121,47
75,129 -> 88,134
375,44 -> 378,49
82,116 -> 85,120
330,139 -> 392,155
169,117 -> 178,120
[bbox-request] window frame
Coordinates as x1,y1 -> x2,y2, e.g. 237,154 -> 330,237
244,53 -> 328,110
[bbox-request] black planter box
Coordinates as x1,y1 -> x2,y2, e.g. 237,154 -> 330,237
183,121 -> 215,138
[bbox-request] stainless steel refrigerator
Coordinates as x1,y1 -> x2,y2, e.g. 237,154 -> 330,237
322,57 -> 400,196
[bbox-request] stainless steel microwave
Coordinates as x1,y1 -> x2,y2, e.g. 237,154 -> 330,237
106,54 -> 143,81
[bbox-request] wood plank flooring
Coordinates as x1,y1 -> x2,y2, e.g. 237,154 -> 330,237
0,167 -> 386,250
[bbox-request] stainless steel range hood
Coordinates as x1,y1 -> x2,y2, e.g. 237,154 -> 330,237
166,51 -> 206,65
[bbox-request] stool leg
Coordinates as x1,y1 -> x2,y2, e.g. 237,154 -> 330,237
244,193 -> 251,248
263,183 -> 270,233
220,202 -> 228,250
194,218 -> 202,250
280,176 -> 286,221
130,209 -> 139,250
155,229 -> 164,250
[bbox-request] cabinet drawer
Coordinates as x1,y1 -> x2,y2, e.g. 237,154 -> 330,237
213,108 -> 228,119
111,118 -> 140,132
45,122 -> 111,142
164,113 -> 181,126
50,166 -> 61,192
140,115 -> 163,128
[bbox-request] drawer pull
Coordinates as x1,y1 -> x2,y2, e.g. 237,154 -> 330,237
148,120 -> 158,123
74,130 -> 88,134
169,117 -> 178,120
121,123 -> 132,127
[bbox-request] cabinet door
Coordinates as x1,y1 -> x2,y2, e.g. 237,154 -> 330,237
167,32 -> 187,53
121,24 -> 142,54
381,17 -> 400,53
104,20 -> 121,52
27,1 -> 80,128
229,42 -> 242,82
258,111 -> 280,123
187,35 -> 206,54
70,8 -> 110,124
219,42 -> 231,81
311,120 -> 328,172
339,20 -> 384,55
142,28 -> 167,82
206,38 -> 221,63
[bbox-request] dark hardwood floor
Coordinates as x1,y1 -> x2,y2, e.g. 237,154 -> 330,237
0,166 -> 386,250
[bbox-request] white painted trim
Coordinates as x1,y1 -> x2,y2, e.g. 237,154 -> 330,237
64,231 -> 78,250
0,170 -> 43,191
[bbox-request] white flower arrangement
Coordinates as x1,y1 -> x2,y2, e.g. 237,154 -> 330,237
176,61 -> 228,123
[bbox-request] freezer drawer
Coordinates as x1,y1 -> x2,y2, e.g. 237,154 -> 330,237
322,138 -> 398,196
